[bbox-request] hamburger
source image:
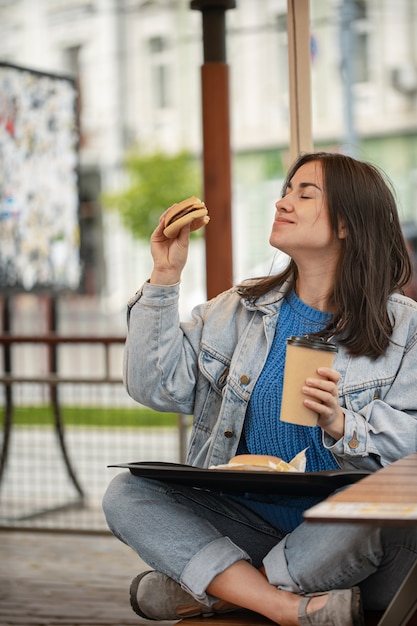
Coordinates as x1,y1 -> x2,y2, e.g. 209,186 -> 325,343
163,196 -> 209,239
210,454 -> 301,473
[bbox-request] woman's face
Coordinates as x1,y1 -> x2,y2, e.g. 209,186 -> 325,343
270,160 -> 344,263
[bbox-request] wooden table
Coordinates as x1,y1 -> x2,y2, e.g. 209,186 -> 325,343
304,453 -> 417,626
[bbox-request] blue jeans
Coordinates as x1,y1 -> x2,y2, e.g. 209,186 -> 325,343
102,471 -> 417,611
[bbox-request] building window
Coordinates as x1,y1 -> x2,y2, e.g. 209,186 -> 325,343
63,45 -> 84,144
276,13 -> 288,91
148,35 -> 170,109
350,0 -> 370,83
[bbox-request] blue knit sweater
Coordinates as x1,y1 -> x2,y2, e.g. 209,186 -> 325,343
234,290 -> 339,533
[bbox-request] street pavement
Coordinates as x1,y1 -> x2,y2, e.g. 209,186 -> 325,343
0,530 -> 176,626
0,531 -> 397,626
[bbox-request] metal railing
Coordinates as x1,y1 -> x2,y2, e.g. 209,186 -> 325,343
0,334 -> 189,532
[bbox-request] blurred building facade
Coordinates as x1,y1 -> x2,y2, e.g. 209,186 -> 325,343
0,0 -> 416,313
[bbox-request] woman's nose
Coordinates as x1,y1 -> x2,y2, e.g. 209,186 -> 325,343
275,194 -> 292,211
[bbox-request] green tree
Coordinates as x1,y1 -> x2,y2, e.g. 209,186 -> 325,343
102,150 -> 202,240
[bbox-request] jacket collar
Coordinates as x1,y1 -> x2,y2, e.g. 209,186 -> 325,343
240,279 -> 291,314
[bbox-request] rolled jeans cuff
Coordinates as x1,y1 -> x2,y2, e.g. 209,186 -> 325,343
262,534 -> 301,593
180,536 -> 251,605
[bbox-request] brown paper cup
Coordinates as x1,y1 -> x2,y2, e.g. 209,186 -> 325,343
280,335 -> 337,427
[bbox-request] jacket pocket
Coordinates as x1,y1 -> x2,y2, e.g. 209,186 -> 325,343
198,348 -> 231,395
342,381 -> 390,413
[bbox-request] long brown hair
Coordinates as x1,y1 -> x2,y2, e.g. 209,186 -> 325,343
237,152 -> 412,359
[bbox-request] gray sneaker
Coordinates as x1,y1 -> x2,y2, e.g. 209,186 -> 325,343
129,570 -> 237,620
298,587 -> 364,626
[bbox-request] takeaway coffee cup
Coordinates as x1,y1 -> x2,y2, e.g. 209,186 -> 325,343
280,335 -> 338,427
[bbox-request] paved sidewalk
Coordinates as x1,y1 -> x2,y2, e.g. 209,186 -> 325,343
0,530 -> 176,626
2,531 -> 403,626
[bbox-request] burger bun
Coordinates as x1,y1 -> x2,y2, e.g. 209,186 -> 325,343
163,196 -> 209,239
228,454 -> 286,470
210,454 -> 299,473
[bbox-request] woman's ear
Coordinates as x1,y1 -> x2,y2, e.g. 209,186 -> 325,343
338,223 -> 348,239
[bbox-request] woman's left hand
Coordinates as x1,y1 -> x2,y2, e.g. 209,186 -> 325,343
302,367 -> 345,440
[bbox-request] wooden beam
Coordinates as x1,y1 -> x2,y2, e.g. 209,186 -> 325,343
200,62 -> 234,298
191,1 -> 235,298
287,0 -> 314,162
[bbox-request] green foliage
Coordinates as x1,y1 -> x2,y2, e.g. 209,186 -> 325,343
103,150 -> 202,240
12,406 -> 181,427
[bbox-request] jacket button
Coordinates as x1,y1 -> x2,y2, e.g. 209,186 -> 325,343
224,430 -> 233,438
348,430 -> 359,449
240,374 -> 250,385
218,368 -> 229,386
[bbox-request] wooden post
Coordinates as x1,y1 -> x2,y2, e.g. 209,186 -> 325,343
287,0 -> 314,162
190,1 -> 236,299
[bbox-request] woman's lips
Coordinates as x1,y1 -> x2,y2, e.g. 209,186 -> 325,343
274,217 -> 293,225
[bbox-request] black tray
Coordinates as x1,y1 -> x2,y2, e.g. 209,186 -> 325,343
108,461 -> 370,496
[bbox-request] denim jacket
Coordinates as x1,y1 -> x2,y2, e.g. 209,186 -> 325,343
124,280 -> 417,472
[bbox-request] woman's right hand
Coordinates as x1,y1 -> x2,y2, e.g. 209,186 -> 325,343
149,206 -> 191,285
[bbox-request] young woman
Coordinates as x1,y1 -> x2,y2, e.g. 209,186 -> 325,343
103,152 -> 417,626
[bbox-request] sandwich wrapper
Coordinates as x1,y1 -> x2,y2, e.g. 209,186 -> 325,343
210,448 -> 307,473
